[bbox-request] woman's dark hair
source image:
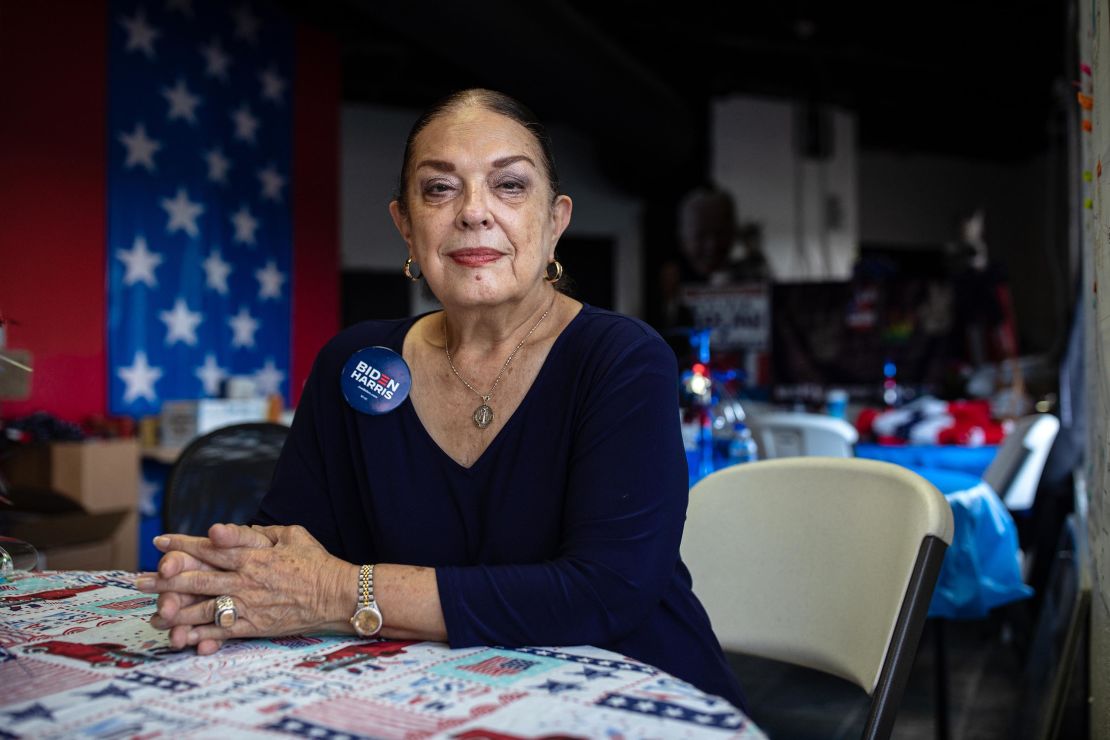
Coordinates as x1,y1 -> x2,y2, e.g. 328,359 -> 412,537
393,89 -> 560,213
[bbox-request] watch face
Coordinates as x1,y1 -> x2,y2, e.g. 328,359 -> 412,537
352,606 -> 382,636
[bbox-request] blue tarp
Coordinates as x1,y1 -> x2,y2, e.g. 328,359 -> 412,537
881,460 -> 1033,619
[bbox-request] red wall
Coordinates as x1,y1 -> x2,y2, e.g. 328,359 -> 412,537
292,25 -> 341,405
0,1 -> 339,420
0,0 -> 109,421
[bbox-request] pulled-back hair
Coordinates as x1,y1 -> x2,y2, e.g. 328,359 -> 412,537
394,89 -> 560,212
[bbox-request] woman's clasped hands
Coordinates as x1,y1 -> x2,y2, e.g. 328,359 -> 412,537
136,523 -> 357,655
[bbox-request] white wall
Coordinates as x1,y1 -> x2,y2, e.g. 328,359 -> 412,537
712,96 -> 858,281
340,104 -> 643,317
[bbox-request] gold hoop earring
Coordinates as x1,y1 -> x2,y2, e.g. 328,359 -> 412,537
403,257 -> 422,281
544,260 -> 563,283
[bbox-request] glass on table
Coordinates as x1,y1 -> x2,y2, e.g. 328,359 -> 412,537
0,536 -> 39,575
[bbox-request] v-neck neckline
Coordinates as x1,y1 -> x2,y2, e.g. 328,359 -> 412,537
401,304 -> 588,473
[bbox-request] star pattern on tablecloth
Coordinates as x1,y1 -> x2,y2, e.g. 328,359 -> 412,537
3,702 -> 54,723
82,683 -> 138,700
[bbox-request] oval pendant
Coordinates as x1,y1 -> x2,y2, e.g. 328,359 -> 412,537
473,404 -> 494,429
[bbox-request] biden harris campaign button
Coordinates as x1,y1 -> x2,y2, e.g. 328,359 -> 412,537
340,347 -> 411,415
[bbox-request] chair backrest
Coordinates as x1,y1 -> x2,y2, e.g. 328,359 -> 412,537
983,414 -> 1060,512
683,457 -> 953,739
163,422 -> 289,536
746,412 -> 859,458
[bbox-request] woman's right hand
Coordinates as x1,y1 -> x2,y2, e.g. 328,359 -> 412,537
146,523 -> 279,655
139,523 -> 357,655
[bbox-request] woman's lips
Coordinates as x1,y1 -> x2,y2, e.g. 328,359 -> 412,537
448,248 -> 503,267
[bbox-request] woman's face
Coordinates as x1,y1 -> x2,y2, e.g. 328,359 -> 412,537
390,106 -> 572,310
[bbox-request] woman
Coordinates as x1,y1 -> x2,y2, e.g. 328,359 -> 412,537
139,89 -> 746,709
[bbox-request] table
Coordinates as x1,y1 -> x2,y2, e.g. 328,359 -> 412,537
0,571 -> 764,739
854,443 -> 998,478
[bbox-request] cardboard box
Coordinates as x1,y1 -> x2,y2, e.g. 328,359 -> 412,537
4,508 -> 133,571
1,439 -> 140,513
41,540 -> 114,570
52,439 -> 141,513
0,439 -> 140,569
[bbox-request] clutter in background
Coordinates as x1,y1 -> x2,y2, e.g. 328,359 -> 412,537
856,396 -> 1011,446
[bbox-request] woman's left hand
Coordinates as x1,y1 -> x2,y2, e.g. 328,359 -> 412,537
137,523 -> 356,653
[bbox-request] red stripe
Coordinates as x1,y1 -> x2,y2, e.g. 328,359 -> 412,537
0,0 -> 108,421
291,25 -> 341,407
300,697 -> 444,735
2,658 -> 103,704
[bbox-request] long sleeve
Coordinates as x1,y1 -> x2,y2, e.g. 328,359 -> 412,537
435,331 -> 689,648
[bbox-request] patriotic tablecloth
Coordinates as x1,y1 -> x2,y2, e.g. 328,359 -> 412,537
0,571 -> 764,739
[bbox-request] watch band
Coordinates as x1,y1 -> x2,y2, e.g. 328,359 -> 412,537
350,563 -> 383,637
359,563 -> 373,608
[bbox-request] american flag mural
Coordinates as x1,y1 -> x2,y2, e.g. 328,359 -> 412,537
107,0 -> 293,415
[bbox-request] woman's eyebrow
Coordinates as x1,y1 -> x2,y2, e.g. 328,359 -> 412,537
414,155 -> 535,171
414,159 -> 455,172
492,155 -> 536,169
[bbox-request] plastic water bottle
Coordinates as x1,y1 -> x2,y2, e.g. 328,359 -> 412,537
727,422 -> 758,466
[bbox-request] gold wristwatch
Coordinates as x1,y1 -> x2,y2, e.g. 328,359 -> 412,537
350,564 -> 383,638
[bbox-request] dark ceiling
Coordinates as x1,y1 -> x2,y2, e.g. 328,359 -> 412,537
285,1 -> 1071,192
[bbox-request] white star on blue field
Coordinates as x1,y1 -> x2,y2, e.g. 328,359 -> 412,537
107,0 -> 293,415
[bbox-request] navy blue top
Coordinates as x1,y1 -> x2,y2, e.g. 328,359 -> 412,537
256,304 -> 745,709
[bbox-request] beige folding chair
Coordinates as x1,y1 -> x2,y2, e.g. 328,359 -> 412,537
746,411 -> 859,458
682,457 -> 954,740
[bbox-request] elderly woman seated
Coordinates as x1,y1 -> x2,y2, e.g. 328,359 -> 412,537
138,88 -> 746,710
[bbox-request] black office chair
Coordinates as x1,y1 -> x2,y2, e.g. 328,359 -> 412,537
163,422 -> 289,536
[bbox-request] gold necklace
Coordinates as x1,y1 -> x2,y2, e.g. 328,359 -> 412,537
444,296 -> 555,429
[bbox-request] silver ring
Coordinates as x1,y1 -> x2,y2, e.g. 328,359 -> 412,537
214,595 -> 237,628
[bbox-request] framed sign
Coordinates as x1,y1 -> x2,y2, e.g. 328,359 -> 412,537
679,282 -> 770,350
